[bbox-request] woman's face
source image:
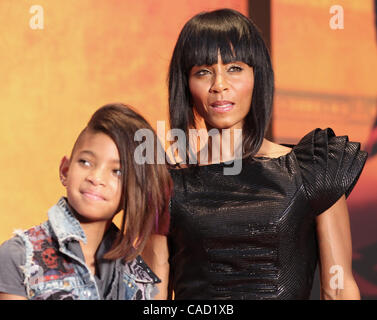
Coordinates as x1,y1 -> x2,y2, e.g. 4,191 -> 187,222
189,54 -> 254,131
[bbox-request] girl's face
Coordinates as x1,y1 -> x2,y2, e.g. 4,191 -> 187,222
60,130 -> 122,222
189,54 -> 254,131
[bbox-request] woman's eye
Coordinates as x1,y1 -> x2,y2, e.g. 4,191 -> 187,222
228,65 -> 243,72
78,159 -> 91,167
195,69 -> 210,76
113,169 -> 122,177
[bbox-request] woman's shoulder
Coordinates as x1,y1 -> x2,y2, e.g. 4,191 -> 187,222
291,127 -> 367,215
292,127 -> 367,164
167,139 -> 293,171
255,139 -> 292,158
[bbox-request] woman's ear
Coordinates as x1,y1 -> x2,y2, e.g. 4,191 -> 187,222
59,156 -> 70,187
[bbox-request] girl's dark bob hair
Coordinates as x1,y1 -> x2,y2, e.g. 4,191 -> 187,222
168,8 -> 274,161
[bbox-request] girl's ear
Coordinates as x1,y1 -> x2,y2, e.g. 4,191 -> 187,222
59,156 -> 70,187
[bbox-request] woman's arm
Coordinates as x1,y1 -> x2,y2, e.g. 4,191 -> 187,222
142,234 -> 170,300
316,195 -> 360,300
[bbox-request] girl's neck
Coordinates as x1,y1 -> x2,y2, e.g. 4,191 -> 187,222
67,203 -> 111,255
79,220 -> 112,275
68,203 -> 112,274
80,220 -> 111,252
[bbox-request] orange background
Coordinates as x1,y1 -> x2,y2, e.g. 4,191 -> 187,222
272,0 -> 377,143
0,0 -> 247,243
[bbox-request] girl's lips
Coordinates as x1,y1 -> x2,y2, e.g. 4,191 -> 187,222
81,191 -> 105,201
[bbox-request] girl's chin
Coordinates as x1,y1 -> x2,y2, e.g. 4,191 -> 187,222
67,201 -> 114,223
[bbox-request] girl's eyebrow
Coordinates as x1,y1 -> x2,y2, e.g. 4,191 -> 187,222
79,150 -> 120,163
78,150 -> 96,157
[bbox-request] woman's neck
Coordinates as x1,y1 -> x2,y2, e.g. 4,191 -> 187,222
193,127 -> 243,164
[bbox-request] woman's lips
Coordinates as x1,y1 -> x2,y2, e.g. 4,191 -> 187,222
210,101 -> 234,113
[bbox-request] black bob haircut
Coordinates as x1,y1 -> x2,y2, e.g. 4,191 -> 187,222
168,8 -> 274,162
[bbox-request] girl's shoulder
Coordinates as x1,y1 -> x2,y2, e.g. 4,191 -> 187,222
0,235 -> 27,297
0,235 -> 26,257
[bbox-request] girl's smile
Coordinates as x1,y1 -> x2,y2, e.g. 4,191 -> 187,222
60,130 -> 122,222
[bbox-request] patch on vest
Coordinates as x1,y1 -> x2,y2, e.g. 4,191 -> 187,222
26,225 -> 75,283
33,290 -> 77,300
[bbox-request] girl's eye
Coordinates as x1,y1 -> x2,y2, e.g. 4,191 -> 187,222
228,65 -> 243,72
78,159 -> 91,167
113,169 -> 122,177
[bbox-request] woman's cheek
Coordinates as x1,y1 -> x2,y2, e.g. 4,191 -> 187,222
190,78 -> 209,97
237,83 -> 254,104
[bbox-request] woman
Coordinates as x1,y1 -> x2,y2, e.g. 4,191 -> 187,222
144,8 -> 367,300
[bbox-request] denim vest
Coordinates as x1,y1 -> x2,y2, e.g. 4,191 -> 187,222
15,197 -> 160,300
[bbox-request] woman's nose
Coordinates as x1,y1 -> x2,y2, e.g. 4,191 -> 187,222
209,73 -> 228,93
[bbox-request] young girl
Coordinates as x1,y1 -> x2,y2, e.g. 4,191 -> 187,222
0,103 -> 172,300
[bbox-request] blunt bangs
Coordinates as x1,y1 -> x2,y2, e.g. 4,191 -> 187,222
182,11 -> 255,72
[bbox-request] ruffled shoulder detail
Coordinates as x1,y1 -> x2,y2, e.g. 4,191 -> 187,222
293,128 -> 368,216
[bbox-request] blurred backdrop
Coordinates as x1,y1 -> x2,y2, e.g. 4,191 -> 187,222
0,0 -> 376,299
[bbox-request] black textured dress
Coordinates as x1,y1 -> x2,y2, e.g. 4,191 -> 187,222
167,128 -> 367,300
